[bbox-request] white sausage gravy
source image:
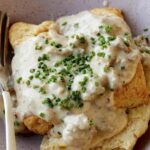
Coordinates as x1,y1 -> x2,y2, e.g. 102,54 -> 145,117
11,11 -> 143,149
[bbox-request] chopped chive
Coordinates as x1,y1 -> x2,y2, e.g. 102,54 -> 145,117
26,80 -> 30,86
86,51 -> 95,61
29,75 -> 33,80
121,66 -> 125,70
39,112 -> 45,118
14,120 -> 20,126
90,37 -> 96,45
105,25 -> 112,33
45,38 -> 49,44
89,120 -> 94,126
103,66 -> 109,72
35,44 -> 42,50
76,35 -> 86,44
79,76 -> 89,92
55,43 -> 62,48
143,48 -> 150,54
144,28 -> 148,32
71,35 -> 75,38
70,43 -> 76,48
30,69 -> 35,73
123,40 -> 129,47
99,25 -> 112,34
33,85 -> 39,89
70,91 -> 81,101
98,35 -> 108,49
50,41 -> 62,48
35,71 -> 40,78
97,52 -> 105,57
74,23 -> 79,28
62,21 -> 67,26
108,36 -> 116,41
60,76 -> 65,82
41,54 -> 49,61
16,77 -> 22,84
54,61 -> 62,67
57,131 -> 62,136
123,33 -> 130,47
50,41 -> 56,46
99,25 -> 103,29
39,87 -> 46,94
48,75 -> 57,83
42,98 -> 54,108
76,102 -> 83,108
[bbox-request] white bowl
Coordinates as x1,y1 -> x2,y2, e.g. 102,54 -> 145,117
0,0 -> 150,149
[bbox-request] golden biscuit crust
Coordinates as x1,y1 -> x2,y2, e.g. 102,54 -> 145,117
9,21 -> 54,47
112,61 -> 149,108
23,115 -> 51,135
91,7 -> 123,18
